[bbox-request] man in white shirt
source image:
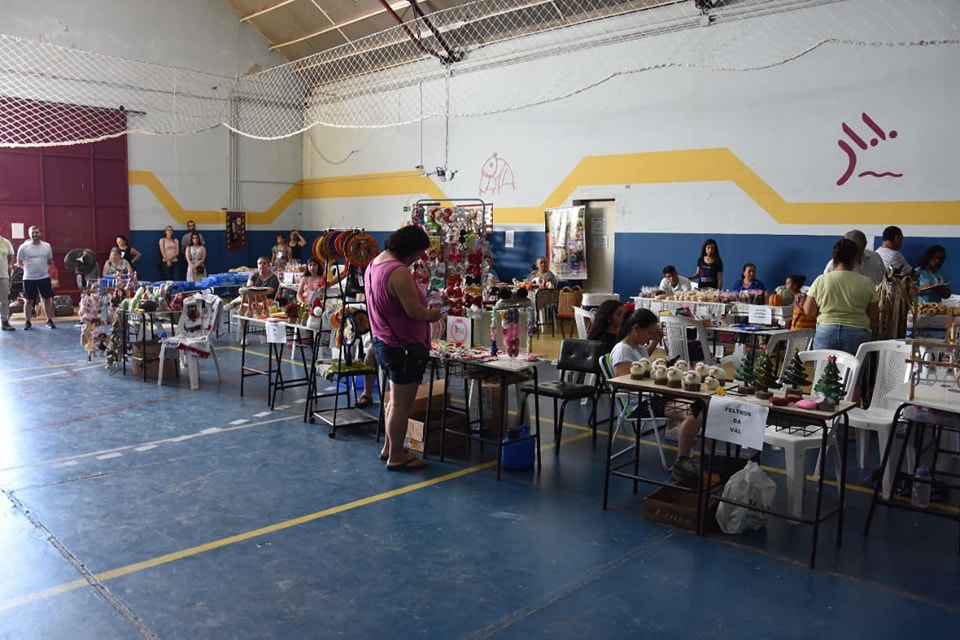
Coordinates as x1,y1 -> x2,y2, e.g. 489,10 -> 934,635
16,225 -> 57,329
823,229 -> 885,286
0,232 -> 14,330
658,265 -> 693,294
874,225 -> 918,280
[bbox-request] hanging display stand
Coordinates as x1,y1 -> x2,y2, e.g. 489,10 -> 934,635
303,228 -> 380,437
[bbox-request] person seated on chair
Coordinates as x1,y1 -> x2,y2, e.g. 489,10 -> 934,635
915,244 -> 951,303
732,262 -> 766,296
586,299 -> 625,354
610,309 -> 704,488
225,257 -> 280,309
524,256 -> 558,288
102,247 -> 134,280
657,265 -> 692,295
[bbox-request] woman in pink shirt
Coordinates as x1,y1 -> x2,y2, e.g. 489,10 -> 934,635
366,226 -> 441,470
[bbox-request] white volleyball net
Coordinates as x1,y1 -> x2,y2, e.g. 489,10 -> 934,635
0,0 -> 957,146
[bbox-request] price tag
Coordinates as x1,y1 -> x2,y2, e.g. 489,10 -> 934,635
265,320 -> 286,344
747,304 -> 773,325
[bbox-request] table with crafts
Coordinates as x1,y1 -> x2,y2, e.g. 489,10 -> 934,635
425,344 -> 543,480
604,374 -> 855,568
238,316 -> 317,409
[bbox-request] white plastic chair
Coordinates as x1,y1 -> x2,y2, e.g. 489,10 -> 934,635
598,353 -> 669,471
660,314 -> 717,366
764,328 -> 815,378
158,294 -> 223,390
573,306 -> 595,341
763,350 -> 860,518
849,340 -> 915,498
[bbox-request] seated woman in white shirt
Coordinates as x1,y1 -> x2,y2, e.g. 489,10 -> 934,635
657,265 -> 692,295
610,309 -> 703,487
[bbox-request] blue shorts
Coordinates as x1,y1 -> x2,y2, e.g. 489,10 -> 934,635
23,277 -> 54,301
812,324 -> 871,355
372,337 -> 430,385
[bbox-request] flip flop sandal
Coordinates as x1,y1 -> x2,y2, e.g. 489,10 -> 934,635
356,394 -> 374,409
386,457 -> 426,471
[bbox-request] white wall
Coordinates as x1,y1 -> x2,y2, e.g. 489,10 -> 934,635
299,0 -> 960,289
1,0 -> 301,236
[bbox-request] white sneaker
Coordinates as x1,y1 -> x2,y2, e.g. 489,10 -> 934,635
664,425 -> 681,442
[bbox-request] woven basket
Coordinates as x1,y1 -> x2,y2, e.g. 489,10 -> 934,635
557,286 -> 583,317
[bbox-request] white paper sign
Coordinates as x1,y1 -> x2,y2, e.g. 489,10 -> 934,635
747,304 -> 773,325
704,396 -> 769,450
504,230 -> 515,248
265,320 -> 287,344
446,315 -> 472,346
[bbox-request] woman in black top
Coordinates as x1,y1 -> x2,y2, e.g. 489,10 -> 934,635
690,238 -> 723,290
289,230 -> 307,264
115,235 -> 141,267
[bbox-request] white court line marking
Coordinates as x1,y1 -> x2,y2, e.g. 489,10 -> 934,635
229,419 -> 249,425
199,428 -> 223,434
52,460 -> 78,468
134,445 -> 158,452
96,453 -> 122,460
2,364 -> 104,383
3,416 -> 293,472
253,412 -> 271,418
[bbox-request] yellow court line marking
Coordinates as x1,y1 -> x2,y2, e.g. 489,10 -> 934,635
0,428 -> 593,613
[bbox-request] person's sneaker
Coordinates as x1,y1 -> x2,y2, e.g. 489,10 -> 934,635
670,456 -> 700,488
46,320 -> 57,329
1,323 -> 13,331
23,320 -> 32,330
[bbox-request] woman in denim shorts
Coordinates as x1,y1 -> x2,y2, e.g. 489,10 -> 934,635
365,226 -> 442,470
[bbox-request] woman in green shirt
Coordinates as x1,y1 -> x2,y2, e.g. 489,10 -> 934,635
803,238 -> 878,354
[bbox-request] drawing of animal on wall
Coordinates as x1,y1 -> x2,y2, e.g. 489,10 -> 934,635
478,152 -> 515,197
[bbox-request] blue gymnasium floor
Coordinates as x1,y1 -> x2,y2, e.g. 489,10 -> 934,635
1,323 -> 959,639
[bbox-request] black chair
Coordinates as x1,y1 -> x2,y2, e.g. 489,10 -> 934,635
520,338 -> 605,455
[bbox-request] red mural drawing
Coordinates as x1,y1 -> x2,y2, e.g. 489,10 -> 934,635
478,152 -> 516,197
836,112 -> 902,186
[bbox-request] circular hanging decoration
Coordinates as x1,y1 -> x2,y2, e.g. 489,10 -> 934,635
352,310 -> 370,335
334,229 -> 353,258
325,230 -> 344,259
312,235 -> 328,263
345,232 -> 378,268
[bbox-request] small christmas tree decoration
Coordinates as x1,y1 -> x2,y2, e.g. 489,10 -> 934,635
813,354 -> 845,409
754,348 -> 779,399
734,347 -> 757,394
779,347 -> 811,393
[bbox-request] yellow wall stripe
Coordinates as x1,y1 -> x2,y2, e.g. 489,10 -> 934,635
131,148 -> 958,227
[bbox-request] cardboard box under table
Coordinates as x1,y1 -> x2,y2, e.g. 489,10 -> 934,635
132,342 -> 179,379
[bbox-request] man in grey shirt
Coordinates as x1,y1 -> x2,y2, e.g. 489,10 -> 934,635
823,229 -> 885,286
16,225 -> 57,329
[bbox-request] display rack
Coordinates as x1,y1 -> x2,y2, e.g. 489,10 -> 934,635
411,199 -> 493,336
303,228 -> 379,437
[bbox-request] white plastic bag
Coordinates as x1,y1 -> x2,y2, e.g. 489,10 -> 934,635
715,461 -> 777,534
